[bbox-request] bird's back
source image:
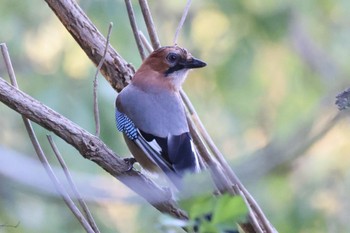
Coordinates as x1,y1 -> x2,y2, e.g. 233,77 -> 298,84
116,83 -> 189,138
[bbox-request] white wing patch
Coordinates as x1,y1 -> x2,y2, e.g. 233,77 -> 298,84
147,138 -> 162,154
190,140 -> 201,173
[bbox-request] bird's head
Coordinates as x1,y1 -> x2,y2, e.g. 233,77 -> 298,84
134,46 -> 206,91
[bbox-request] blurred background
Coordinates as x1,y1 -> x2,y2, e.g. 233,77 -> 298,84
1,0 -> 350,232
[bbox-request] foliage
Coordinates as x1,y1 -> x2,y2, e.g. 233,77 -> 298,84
159,194 -> 247,233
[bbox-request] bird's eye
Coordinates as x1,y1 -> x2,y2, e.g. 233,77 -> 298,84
166,53 -> 179,63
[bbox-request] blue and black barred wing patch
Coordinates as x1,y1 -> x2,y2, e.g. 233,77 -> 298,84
115,109 -> 176,175
115,109 -> 138,140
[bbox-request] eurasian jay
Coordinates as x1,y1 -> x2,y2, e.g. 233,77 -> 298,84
115,45 -> 206,187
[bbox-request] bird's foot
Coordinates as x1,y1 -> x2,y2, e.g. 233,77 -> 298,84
123,157 -> 137,171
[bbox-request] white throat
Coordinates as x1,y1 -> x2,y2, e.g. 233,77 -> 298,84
168,69 -> 189,90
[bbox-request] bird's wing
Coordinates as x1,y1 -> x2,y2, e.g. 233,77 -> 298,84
115,107 -> 176,176
167,133 -> 200,174
139,130 -> 200,175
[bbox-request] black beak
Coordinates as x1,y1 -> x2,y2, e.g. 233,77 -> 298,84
182,57 -> 206,69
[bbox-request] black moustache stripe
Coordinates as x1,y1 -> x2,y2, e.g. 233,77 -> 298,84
164,63 -> 185,76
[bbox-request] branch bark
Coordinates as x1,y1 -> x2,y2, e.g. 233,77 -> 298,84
0,77 -> 185,219
44,0 -> 133,92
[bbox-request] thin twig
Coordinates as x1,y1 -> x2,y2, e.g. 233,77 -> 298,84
125,0 -> 146,60
0,44 -> 95,233
180,90 -> 276,232
173,0 -> 192,45
235,187 -> 264,233
23,121 -> 95,233
93,22 -> 113,137
138,30 -> 153,54
138,0 -> 161,49
187,113 -> 234,194
180,90 -> 241,184
47,135 -> 100,233
0,43 -> 18,87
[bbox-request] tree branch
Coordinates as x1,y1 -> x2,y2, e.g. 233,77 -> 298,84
47,135 -> 100,233
124,0 -> 146,60
138,0 -> 161,49
44,0 -> 133,92
0,77 -> 185,219
23,118 -> 95,233
93,22 -> 113,137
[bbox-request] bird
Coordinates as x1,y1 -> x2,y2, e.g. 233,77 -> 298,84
115,45 -> 206,188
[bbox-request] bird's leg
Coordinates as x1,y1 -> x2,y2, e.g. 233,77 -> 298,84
123,157 -> 137,171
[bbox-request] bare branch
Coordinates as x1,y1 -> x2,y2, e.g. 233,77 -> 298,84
181,89 -> 276,232
125,0 -> 146,60
47,135 -> 101,233
138,0 -> 161,49
23,120 -> 95,233
235,186 -> 264,233
1,43 -> 94,233
1,43 -> 18,87
93,22 -> 113,137
44,0 -> 133,92
0,77 -> 185,219
173,0 -> 192,45
138,30 -> 153,54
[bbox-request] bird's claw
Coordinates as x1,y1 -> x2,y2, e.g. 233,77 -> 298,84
123,157 -> 137,171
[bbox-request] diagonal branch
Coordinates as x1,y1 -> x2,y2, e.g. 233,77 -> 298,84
173,0 -> 192,44
138,0 -> 161,49
44,0 -> 133,92
47,135 -> 101,233
22,120 -> 95,233
1,43 -> 95,233
125,0 -> 146,60
93,22 -> 113,137
0,77 -> 185,220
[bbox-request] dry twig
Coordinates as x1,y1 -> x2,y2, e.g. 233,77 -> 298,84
125,0 -> 146,60
47,135 -> 101,233
22,121 -> 95,233
173,0 -> 192,44
1,43 -> 95,233
44,0 -> 133,92
138,30 -> 153,54
93,22 -> 113,137
138,0 -> 161,49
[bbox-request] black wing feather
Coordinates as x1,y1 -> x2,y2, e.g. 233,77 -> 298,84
140,130 -> 198,176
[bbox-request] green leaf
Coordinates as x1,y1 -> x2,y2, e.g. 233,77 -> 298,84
211,195 -> 248,225
180,193 -> 215,220
199,221 -> 220,233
